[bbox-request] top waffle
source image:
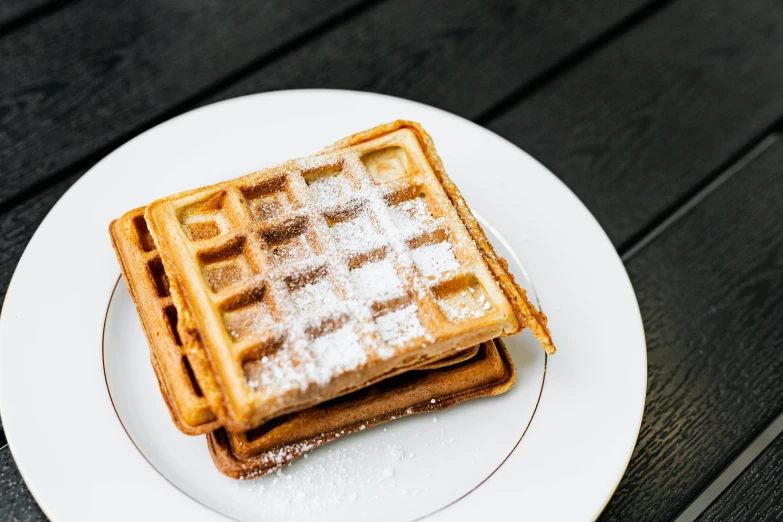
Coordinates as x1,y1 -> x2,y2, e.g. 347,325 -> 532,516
145,121 -> 554,431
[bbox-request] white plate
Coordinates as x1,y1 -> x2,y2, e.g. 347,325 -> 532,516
0,90 -> 646,521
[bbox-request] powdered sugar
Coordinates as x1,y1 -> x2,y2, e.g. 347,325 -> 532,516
437,298 -> 485,322
240,151 -> 473,397
411,241 -> 459,278
436,285 -> 491,322
375,304 -> 426,350
330,211 -> 386,254
233,408 -> 455,517
308,323 -> 367,385
270,233 -> 311,264
307,172 -> 347,207
290,278 -> 341,317
389,445 -> 404,461
388,197 -> 435,238
348,259 -> 404,303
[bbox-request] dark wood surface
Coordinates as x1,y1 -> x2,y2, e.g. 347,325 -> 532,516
1,1 -> 782,520
698,430 -> 783,522
0,0 -> 366,207
0,449 -> 43,522
488,0 -> 783,248
0,0 -> 657,304
0,0 -> 58,29
600,135 -> 783,521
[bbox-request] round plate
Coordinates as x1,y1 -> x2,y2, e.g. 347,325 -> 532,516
0,90 -> 646,521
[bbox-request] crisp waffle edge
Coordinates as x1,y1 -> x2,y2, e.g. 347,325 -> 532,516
206,338 -> 515,479
329,121 -> 556,354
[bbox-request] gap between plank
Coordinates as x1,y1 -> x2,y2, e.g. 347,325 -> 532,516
0,0 -> 79,39
673,410 -> 783,522
617,126 -> 782,520
475,0 -> 675,125
619,131 -> 780,262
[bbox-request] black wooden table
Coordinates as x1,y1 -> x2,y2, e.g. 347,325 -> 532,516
2,1 -> 782,520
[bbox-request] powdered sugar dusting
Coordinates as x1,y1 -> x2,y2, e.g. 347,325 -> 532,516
388,197 -> 435,238
291,278 -> 340,317
349,259 -> 404,303
375,304 -> 425,351
437,298 -> 484,322
411,242 -> 459,278
307,172 -> 346,207
331,211 -> 385,254
239,150 -> 473,398
271,233 -> 311,264
225,302 -> 274,340
237,434 -> 431,518
308,323 -> 367,385
435,285 -> 491,323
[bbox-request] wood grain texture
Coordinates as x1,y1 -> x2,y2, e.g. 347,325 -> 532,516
207,0 -> 655,116
698,431 -> 783,522
0,0 -> 658,211
0,0 -> 56,28
0,447 -> 46,522
488,0 -> 783,248
599,136 -> 783,521
0,0 -> 364,207
0,0 -> 658,314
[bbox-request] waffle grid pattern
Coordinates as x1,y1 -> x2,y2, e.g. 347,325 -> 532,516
111,211 -> 217,432
147,129 -> 516,428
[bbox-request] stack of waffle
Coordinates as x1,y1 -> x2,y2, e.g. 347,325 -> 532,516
110,121 -> 555,478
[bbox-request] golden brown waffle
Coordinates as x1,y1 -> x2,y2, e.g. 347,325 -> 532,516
330,121 -> 554,354
111,208 -> 477,435
208,338 -> 515,478
144,121 -> 554,432
110,209 -> 220,434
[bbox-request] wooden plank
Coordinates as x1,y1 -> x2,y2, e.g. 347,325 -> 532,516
698,430 -> 783,522
0,0 -> 658,210
0,0 -> 56,29
0,0 -> 659,304
0,0 -> 366,207
207,0 -> 657,116
599,136 -> 783,520
487,0 -> 783,248
0,446 -> 46,522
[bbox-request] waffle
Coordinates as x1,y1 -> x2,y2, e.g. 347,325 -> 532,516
144,121 -> 554,431
110,208 -> 482,435
329,121 -> 554,352
208,338 -> 515,478
110,209 -> 220,434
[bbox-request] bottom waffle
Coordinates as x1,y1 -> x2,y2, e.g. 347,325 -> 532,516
207,338 -> 514,478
